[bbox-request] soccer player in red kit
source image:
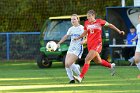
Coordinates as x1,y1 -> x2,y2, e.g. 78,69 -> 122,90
74,10 -> 125,83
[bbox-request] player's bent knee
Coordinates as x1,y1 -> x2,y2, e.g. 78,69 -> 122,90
65,63 -> 71,68
85,57 -> 92,62
85,59 -> 91,64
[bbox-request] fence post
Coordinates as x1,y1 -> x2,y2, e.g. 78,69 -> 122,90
6,33 -> 10,60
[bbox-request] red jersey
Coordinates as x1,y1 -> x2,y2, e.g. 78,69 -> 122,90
84,19 -> 106,53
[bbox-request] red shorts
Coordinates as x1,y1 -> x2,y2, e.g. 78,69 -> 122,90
87,43 -> 102,53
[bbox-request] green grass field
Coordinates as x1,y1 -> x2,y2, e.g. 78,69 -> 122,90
0,61 -> 140,93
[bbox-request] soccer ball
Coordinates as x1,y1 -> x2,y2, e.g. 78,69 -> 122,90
46,41 -> 57,52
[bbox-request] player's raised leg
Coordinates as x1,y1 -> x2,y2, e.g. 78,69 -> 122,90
93,52 -> 116,76
101,59 -> 116,76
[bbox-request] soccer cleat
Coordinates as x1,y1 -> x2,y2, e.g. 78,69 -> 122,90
110,63 -> 116,76
69,80 -> 75,84
73,76 -> 82,83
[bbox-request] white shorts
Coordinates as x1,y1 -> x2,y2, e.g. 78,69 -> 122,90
67,46 -> 83,58
136,40 -> 140,52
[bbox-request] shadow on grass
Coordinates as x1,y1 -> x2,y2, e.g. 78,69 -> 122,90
2,83 -> 140,93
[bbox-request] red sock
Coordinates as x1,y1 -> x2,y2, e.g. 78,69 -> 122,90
80,63 -> 90,78
101,59 -> 111,68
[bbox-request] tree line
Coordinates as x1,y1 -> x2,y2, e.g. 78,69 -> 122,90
0,0 -> 133,32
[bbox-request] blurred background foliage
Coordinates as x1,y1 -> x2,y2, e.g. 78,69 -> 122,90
0,0 -> 133,32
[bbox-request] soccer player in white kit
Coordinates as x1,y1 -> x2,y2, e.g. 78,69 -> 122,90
132,14 -> 140,78
57,14 -> 85,83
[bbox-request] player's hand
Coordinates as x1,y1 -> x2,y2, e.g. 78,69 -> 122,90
57,43 -> 60,48
119,31 -> 125,35
73,37 -> 79,40
80,39 -> 87,45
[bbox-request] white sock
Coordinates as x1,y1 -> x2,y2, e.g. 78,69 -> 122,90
65,67 -> 74,80
70,63 -> 80,76
136,62 -> 140,70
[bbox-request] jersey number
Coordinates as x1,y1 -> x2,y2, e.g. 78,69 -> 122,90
90,29 -> 94,34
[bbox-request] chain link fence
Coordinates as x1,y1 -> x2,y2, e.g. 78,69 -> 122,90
0,32 -> 40,60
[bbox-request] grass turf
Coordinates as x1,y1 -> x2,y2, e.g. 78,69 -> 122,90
0,61 -> 139,93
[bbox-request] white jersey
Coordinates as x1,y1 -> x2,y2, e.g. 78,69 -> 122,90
136,24 -> 140,52
66,25 -> 84,58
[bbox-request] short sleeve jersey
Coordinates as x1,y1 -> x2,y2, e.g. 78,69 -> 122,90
84,19 -> 106,48
66,25 -> 84,51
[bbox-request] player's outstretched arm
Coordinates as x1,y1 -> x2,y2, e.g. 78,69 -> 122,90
57,35 -> 68,47
108,23 -> 125,35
